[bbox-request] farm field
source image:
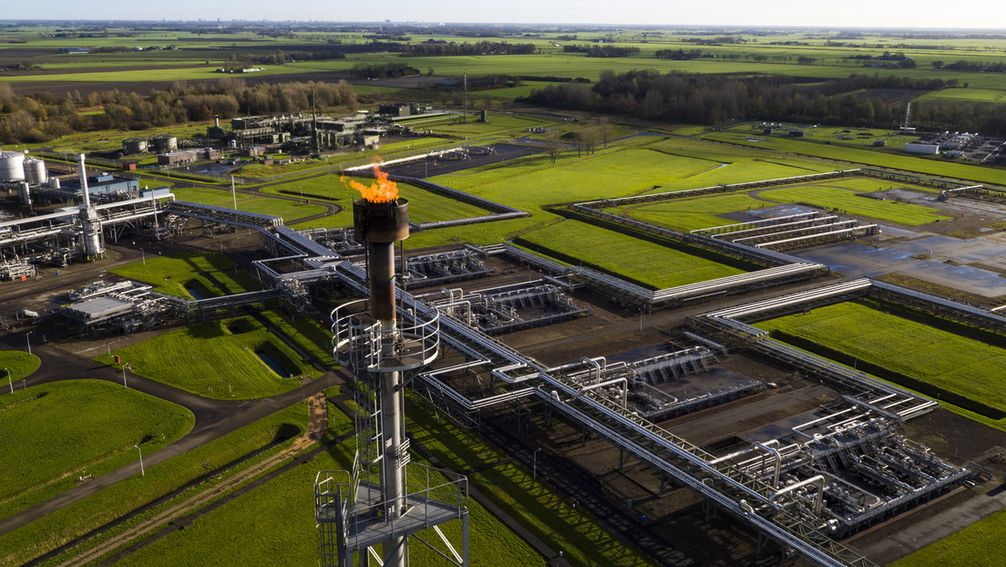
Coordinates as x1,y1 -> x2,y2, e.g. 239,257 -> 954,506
519,219 -> 744,289
0,402 -> 309,566
102,315 -> 321,399
0,380 -> 193,521
919,87 -> 1006,103
110,251 -> 261,299
757,302 -> 1006,414
0,350 -> 41,382
171,187 -> 328,223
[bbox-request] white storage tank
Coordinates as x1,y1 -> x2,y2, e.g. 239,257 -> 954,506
23,158 -> 47,184
0,151 -> 26,182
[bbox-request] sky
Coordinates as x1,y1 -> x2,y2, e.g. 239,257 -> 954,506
24,0 -> 1006,30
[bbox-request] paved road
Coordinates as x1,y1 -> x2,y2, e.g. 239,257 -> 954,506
0,340 -> 347,538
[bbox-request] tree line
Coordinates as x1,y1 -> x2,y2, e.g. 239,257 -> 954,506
522,71 -> 1006,134
400,41 -> 536,56
0,79 -> 356,144
563,45 -> 640,57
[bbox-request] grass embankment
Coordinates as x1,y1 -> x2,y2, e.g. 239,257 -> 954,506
0,380 -> 193,521
758,301 -> 1006,416
115,403 -> 545,567
0,402 -> 309,566
519,219 -> 743,289
0,350 -> 41,382
110,251 -> 261,300
758,178 -> 949,226
101,315 -> 321,400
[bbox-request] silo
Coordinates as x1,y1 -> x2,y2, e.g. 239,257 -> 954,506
0,151 -> 26,183
23,158 -> 47,184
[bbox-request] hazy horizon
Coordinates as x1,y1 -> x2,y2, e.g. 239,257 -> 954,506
13,1 -> 1006,31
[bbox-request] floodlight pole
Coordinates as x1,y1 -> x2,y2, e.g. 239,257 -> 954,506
135,444 -> 145,477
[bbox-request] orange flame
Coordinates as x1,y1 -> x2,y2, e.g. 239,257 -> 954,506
340,162 -> 399,204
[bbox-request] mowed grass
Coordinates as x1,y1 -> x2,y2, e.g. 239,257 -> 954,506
520,220 -> 743,289
758,177 -> 950,226
104,315 -> 321,400
894,507 -> 1006,567
618,193 -> 771,232
0,380 -> 193,520
266,174 -> 490,227
116,405 -> 545,567
0,402 -> 308,566
110,251 -> 261,299
919,87 -> 1006,104
0,350 -> 41,382
758,302 -> 1006,412
171,186 -> 328,222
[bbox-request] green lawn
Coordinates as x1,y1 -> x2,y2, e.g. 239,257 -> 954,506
0,350 -> 41,382
520,220 -> 744,289
757,302 -> 1006,412
171,186 -> 328,222
0,380 -> 193,521
103,315 -> 321,400
110,251 -> 262,299
758,178 -> 950,226
0,402 -> 308,566
894,507 -> 1006,567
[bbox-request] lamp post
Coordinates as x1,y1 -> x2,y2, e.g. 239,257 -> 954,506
4,368 -> 11,395
25,330 -> 32,356
533,447 -> 542,480
121,363 -> 131,388
135,444 -> 145,477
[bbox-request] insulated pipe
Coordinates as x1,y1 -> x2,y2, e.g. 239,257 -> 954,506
770,475 -> 827,516
753,441 -> 783,488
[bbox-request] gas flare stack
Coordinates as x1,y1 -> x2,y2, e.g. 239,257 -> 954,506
317,176 -> 470,567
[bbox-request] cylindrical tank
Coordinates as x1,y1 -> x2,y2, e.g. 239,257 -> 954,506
23,158 -> 47,184
50,177 -> 61,189
122,138 -> 148,154
151,136 -> 178,152
0,151 -> 26,183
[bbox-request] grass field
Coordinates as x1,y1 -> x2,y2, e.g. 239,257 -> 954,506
520,220 -> 743,289
0,350 -> 41,382
171,186 -> 328,222
265,174 -> 490,228
102,315 -> 321,399
0,380 -> 193,521
758,302 -> 1006,413
0,401 -> 309,566
618,192 -> 771,231
110,251 -> 261,299
116,403 -> 546,567
702,130 -> 1006,186
758,177 -> 950,226
894,507 -> 1006,567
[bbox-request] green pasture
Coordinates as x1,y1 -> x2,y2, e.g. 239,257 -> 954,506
758,178 -> 950,226
894,507 -> 1006,567
0,380 -> 193,521
102,315 -> 321,400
